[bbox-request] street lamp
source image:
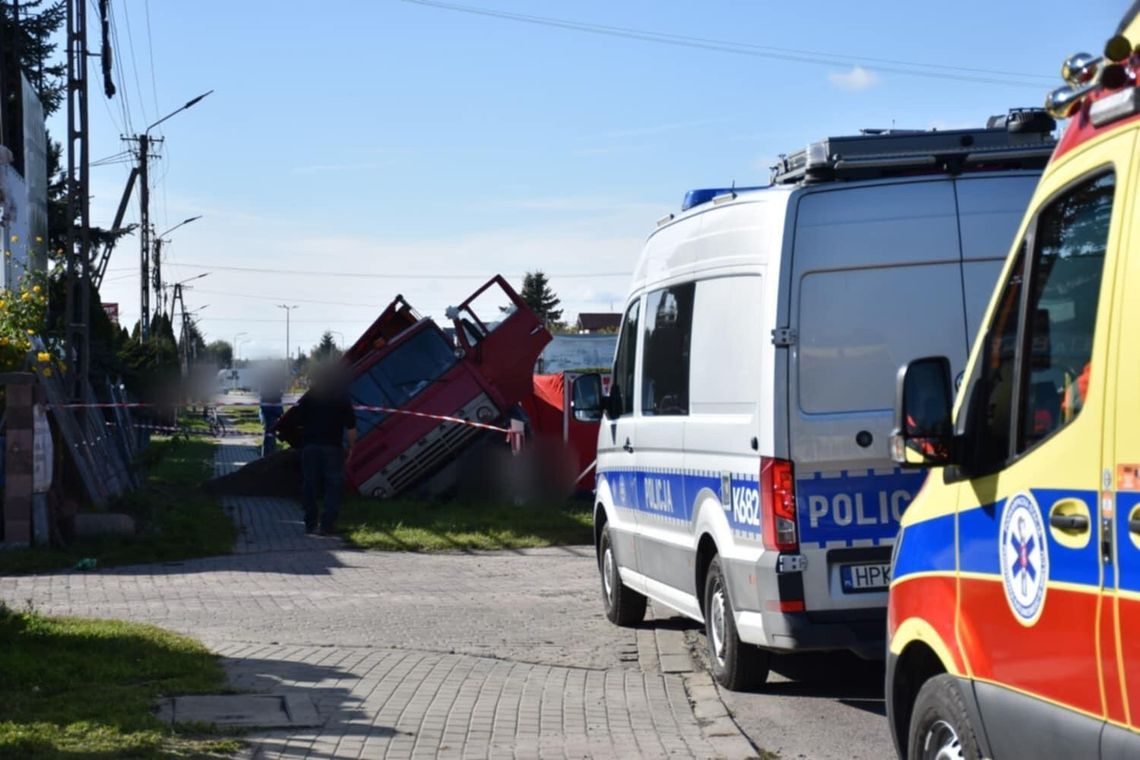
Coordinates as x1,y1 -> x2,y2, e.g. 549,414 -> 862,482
137,91 -> 213,341
153,216 -> 204,316
277,305 -> 299,370
157,215 -> 203,240
329,330 -> 344,348
232,331 -> 247,368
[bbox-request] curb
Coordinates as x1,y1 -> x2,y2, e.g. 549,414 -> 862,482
637,605 -> 761,759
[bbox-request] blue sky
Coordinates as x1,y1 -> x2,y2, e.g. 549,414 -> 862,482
63,0 -> 1124,358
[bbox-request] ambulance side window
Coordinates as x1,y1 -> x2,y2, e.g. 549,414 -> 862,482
641,283 -> 695,416
1018,172 -> 1113,451
959,171 -> 1114,473
969,243 -> 1026,467
610,299 -> 640,418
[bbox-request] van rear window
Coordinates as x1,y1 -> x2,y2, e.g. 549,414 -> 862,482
798,264 -> 964,414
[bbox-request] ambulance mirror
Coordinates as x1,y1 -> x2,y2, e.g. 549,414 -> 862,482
571,373 -> 604,422
891,356 -> 956,468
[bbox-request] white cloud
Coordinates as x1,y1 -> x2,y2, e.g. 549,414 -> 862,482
827,65 -> 880,92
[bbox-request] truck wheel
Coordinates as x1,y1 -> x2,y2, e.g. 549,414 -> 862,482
907,674 -> 982,760
599,525 -> 646,626
704,556 -> 769,690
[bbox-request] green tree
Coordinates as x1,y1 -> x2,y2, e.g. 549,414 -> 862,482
0,1 -> 67,117
519,271 -> 563,327
310,331 -> 342,362
204,340 -> 233,368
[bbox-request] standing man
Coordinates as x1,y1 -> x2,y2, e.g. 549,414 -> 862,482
258,368 -> 286,457
296,364 -> 357,535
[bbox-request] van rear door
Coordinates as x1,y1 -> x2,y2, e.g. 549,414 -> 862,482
788,179 -> 964,614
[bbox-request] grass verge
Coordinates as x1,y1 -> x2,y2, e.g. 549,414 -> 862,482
178,407 -> 264,437
338,496 -> 593,552
0,438 -> 235,575
0,604 -> 241,758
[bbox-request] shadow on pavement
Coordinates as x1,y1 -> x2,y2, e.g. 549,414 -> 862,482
224,655 -> 411,745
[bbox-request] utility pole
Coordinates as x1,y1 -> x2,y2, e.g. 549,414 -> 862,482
125,90 -> 212,341
64,0 -> 92,398
134,131 -> 152,339
277,304 -> 298,372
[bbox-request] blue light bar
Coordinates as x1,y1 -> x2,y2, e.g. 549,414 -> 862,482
681,186 -> 765,211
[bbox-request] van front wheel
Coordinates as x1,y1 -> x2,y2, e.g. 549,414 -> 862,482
704,556 -> 769,690
599,525 -> 646,626
907,674 -> 982,760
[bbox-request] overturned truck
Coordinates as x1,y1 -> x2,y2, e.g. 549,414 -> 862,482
276,276 -> 552,499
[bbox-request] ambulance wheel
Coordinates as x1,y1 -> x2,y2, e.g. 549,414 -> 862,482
907,674 -> 982,760
704,556 -> 769,690
599,526 -> 646,626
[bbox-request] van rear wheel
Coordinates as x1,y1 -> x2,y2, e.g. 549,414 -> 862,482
704,556 -> 769,690
599,525 -> 646,626
907,674 -> 982,760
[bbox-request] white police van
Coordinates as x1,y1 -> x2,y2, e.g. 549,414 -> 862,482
593,110 -> 1058,689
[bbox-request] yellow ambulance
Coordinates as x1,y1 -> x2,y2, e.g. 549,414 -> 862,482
886,9 -> 1140,759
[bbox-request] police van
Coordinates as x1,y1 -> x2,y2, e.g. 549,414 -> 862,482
886,11 -> 1140,759
592,111 -> 1057,689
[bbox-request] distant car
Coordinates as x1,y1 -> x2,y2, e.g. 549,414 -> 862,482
886,11 -> 1140,758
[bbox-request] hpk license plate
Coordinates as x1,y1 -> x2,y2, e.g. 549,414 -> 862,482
840,563 -> 891,593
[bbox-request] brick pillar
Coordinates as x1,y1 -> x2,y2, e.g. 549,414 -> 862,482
3,374 -> 35,545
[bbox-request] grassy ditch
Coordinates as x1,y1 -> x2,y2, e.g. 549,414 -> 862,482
0,603 -> 241,758
338,496 -> 594,552
0,438 -> 235,575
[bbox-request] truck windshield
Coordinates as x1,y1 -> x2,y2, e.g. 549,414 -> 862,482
350,328 -> 458,437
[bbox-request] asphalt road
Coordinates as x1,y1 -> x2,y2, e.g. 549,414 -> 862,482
685,625 -> 895,759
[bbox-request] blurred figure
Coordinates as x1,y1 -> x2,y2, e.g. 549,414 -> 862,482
295,361 -> 357,535
258,367 -> 287,457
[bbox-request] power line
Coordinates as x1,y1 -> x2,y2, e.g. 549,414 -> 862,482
192,288 -> 382,308
166,261 -> 630,280
107,2 -> 133,133
118,0 -> 150,125
399,0 -> 1054,88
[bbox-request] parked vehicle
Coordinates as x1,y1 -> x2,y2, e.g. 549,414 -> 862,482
886,14 -> 1140,758
592,111 -> 1057,690
276,276 -> 551,499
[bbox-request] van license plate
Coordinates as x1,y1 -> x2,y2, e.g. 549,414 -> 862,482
840,563 -> 891,593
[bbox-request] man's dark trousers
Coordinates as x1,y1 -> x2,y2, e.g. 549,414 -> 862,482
302,444 -> 345,532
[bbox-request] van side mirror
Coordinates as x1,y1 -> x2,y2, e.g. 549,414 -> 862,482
891,356 -> 957,468
571,373 -> 603,422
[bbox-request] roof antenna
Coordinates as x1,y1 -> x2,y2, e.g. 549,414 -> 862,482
730,179 -> 737,199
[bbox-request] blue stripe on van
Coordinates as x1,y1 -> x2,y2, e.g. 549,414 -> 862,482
1117,491 -> 1140,594
597,468 -> 761,536
795,469 -> 927,548
957,489 -> 1100,588
600,466 -> 924,546
893,512 -> 956,580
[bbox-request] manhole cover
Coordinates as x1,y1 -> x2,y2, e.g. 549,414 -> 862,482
157,694 -> 320,728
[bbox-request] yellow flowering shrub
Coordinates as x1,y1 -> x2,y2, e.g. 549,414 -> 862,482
0,275 -> 48,371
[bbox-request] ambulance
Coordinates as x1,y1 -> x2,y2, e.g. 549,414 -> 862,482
591,111 -> 1057,690
887,11 -> 1140,758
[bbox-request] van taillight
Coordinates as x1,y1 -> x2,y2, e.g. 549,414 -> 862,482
761,457 -> 798,552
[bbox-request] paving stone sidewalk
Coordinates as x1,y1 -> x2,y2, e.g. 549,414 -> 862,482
0,442 -> 757,758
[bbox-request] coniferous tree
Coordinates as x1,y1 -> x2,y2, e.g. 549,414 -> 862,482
519,271 -> 563,328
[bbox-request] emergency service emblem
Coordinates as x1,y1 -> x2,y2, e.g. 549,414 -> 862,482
999,492 -> 1049,626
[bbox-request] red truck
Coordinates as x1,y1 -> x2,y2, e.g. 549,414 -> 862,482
277,276 -> 551,499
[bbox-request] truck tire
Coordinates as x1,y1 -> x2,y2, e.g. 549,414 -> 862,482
599,525 -> 646,626
907,674 -> 983,760
704,556 -> 769,690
